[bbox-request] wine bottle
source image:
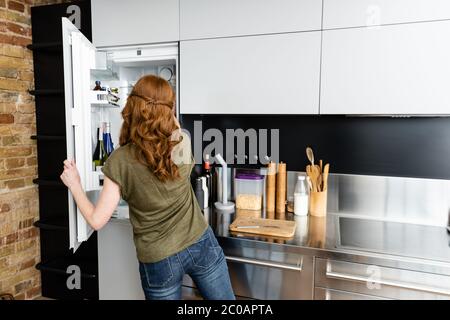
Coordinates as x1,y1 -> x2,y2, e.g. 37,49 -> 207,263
92,127 -> 100,166
103,122 -> 114,156
93,124 -> 107,171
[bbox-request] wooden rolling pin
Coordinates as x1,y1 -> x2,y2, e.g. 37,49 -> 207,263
275,162 -> 286,214
265,162 -> 276,215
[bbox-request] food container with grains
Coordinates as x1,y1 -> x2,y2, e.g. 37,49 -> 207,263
234,173 -> 264,211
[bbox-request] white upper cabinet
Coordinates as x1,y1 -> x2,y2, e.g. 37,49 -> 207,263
323,0 -> 450,29
320,20 -> 450,115
180,0 -> 322,40
180,32 -> 321,114
91,0 -> 179,47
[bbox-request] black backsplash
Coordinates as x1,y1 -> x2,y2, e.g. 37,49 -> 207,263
180,114 -> 450,180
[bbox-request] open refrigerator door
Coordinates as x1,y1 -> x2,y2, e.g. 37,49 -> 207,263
62,18 -> 179,250
62,17 -> 95,251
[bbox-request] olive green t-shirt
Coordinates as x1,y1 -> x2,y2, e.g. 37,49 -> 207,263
101,134 -> 207,263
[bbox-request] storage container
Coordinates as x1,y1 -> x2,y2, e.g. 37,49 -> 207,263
234,173 -> 264,210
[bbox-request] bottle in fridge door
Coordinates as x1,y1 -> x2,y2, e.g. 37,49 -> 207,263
92,124 -> 107,171
103,122 -> 114,156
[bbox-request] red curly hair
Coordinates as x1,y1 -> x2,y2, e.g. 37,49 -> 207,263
119,74 -> 181,182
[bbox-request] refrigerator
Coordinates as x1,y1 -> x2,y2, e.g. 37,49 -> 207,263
61,18 -> 179,252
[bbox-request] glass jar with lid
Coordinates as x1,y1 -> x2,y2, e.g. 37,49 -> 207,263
234,173 -> 264,210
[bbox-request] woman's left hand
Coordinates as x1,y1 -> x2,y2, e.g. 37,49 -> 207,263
60,159 -> 81,191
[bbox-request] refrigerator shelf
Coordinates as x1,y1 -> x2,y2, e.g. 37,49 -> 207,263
91,102 -> 120,108
90,90 -> 120,108
91,68 -> 118,81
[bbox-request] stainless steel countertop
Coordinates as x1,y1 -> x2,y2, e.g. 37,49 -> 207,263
209,208 -> 450,266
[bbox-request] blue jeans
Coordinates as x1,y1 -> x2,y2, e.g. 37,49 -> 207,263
139,226 -> 235,300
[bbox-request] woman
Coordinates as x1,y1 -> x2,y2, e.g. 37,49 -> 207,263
60,75 -> 235,300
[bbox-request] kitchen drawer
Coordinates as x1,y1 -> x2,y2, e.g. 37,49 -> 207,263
314,287 -> 387,300
183,253 -> 313,300
227,254 -> 313,300
315,258 -> 450,300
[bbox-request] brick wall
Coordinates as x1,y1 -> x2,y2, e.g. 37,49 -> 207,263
0,0 -> 68,300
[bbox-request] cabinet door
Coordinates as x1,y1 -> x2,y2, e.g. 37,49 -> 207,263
91,0 -> 179,47
180,0 -> 322,40
98,219 -> 145,300
323,0 -> 450,29
180,32 -> 321,114
62,18 -> 96,251
320,20 -> 450,115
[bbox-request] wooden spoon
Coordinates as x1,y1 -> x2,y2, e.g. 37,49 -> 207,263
306,147 -> 315,167
323,163 -> 330,191
308,166 -> 321,192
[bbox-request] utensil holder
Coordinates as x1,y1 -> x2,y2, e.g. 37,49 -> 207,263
309,190 -> 327,217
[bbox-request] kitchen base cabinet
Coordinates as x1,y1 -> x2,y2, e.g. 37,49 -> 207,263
98,219 -> 144,300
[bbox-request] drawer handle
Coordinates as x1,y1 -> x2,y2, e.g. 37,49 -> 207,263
325,267 -> 450,296
226,256 -> 303,271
